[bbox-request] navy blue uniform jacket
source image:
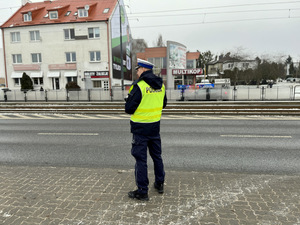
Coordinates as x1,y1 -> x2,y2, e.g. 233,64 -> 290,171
125,70 -> 167,136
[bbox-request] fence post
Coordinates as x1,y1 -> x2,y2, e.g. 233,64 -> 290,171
66,89 -> 69,102
23,90 -> 27,102
45,90 -> 48,102
110,88 -> 113,102
206,88 -> 210,100
233,87 -> 237,101
2,88 -> 10,102
88,89 -> 91,101
248,87 -> 250,100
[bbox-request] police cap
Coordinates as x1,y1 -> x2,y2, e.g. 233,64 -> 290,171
136,58 -> 154,70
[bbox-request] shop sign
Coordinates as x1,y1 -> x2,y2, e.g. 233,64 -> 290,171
172,69 -> 203,75
84,71 -> 109,78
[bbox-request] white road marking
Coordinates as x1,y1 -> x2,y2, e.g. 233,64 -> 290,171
221,134 -> 292,139
1,114 -> 300,120
38,133 -> 99,136
13,114 -> 31,119
73,114 -> 99,119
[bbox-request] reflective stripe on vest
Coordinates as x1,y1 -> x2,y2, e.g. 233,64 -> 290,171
130,80 -> 165,123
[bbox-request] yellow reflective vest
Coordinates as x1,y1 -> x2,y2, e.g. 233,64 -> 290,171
129,80 -> 165,123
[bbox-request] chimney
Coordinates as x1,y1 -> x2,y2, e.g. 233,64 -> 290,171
22,0 -> 33,5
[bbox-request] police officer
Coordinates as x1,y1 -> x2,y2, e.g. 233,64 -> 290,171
125,58 -> 167,201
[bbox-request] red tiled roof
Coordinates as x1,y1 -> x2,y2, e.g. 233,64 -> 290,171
1,0 -> 118,28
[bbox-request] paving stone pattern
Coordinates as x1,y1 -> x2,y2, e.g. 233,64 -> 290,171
0,166 -> 300,225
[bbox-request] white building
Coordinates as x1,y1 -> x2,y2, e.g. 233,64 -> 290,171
0,0 -> 132,91
223,60 -> 259,71
208,53 -> 259,76
0,48 -> 5,80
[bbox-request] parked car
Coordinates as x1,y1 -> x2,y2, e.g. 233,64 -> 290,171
183,87 -> 231,101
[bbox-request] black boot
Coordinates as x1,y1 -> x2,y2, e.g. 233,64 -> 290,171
154,182 -> 164,194
128,190 -> 149,201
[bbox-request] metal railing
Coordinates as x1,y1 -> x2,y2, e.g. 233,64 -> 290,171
1,85 -> 299,102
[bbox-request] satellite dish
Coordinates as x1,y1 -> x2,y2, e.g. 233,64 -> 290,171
28,11 -> 32,16
84,5 -> 90,10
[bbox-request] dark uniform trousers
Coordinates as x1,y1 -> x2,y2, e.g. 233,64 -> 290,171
131,133 -> 165,194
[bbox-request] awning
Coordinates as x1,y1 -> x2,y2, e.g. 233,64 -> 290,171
47,71 -> 60,78
11,72 -> 23,78
64,71 -> 77,77
30,71 -> 43,78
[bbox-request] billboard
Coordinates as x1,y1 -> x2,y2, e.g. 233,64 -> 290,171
167,41 -> 187,69
110,0 -> 132,81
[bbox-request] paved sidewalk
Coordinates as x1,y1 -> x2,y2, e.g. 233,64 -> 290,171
0,165 -> 300,225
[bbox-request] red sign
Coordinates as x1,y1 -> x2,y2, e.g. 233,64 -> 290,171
85,71 -> 109,78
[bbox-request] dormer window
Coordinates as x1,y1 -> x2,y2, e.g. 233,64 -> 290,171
78,8 -> 88,17
49,11 -> 58,19
23,12 -> 32,22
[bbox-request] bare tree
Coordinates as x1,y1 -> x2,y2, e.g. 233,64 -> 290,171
153,34 -> 166,47
230,46 -> 252,60
131,39 -> 148,79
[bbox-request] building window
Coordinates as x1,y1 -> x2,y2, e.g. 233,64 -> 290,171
92,81 -> 109,90
11,32 -> 21,42
103,81 -> 109,90
49,11 -> 58,19
187,60 -> 194,69
243,62 -> 249,68
30,31 -> 40,41
12,54 -> 22,64
33,78 -> 43,85
103,8 -> 110,14
90,51 -> 101,62
67,77 -> 77,83
14,78 -> 21,86
31,53 -> 42,63
66,52 -> 76,62
88,27 -> 100,39
64,29 -> 75,40
78,9 -> 88,17
23,13 -> 32,22
93,81 -> 101,88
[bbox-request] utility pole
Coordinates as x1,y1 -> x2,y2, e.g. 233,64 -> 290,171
118,0 -> 124,91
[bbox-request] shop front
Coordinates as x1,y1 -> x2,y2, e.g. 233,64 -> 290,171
172,68 -> 203,89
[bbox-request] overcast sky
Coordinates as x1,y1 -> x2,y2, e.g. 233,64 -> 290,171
1,0 -> 300,62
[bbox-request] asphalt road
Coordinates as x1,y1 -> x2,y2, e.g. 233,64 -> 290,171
1,116 -> 300,174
